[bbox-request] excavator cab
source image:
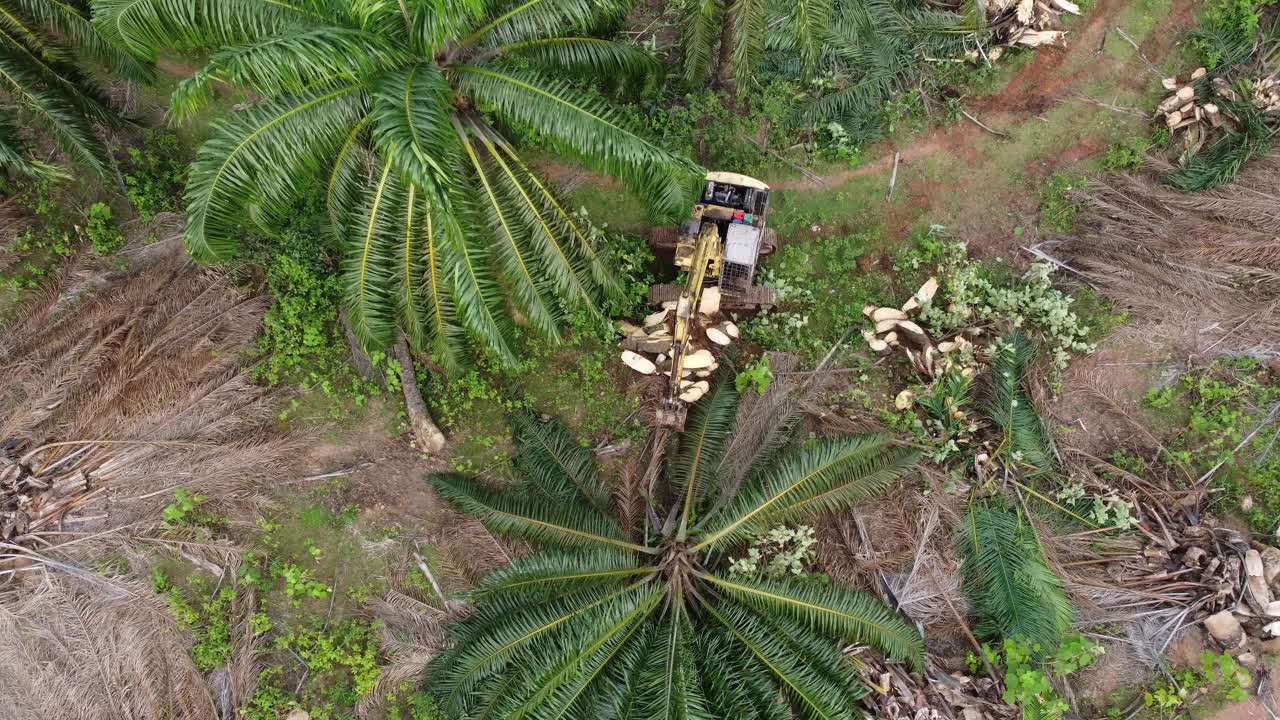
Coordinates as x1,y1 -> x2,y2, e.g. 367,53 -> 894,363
652,172 -> 777,309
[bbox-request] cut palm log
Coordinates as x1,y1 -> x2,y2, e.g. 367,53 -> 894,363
721,321 -> 740,339
872,307 -> 908,323
621,350 -> 657,375
644,308 -> 670,329
699,287 -> 721,315
683,349 -> 715,369
705,327 -> 731,346
894,389 -> 915,410
863,330 -> 889,353
894,320 -> 929,346
915,277 -> 939,305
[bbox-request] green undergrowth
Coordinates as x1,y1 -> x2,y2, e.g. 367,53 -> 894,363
251,226 -> 397,425
1135,650 -> 1251,718
148,484 -> 446,719
975,634 -> 1105,720
1143,357 -> 1280,532
740,225 -> 897,364
115,129 -> 187,221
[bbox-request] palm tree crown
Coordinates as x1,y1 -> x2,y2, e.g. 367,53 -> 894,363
0,0 -> 148,178
93,0 -> 699,365
428,378 -> 924,718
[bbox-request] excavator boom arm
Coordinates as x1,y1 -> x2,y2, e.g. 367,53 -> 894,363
665,223 -> 721,408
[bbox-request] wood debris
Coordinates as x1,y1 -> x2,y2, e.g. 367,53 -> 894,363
849,650 -> 1018,720
965,0 -> 1077,58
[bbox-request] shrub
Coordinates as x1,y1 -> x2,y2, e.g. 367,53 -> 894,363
84,202 -> 125,254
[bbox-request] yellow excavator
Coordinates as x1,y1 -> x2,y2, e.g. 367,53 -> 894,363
650,172 -> 778,430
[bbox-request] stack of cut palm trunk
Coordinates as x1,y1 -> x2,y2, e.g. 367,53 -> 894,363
618,291 -> 738,405
1157,68 -> 1218,131
985,0 -> 1081,51
862,277 -> 979,384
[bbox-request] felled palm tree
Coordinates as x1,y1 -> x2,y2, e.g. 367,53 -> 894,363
0,0 -> 148,177
93,0 -> 699,364
427,379 -> 924,718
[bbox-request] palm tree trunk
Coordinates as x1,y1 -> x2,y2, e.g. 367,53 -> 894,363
714,0 -> 737,90
339,309 -> 377,381
392,334 -> 446,455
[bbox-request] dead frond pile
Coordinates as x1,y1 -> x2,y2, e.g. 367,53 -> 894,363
850,651 -> 1018,720
1052,446 -> 1280,668
0,573 -> 219,720
1045,155 -> 1280,357
0,250 -> 294,549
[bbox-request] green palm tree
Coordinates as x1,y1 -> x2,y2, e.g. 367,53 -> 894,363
427,378 -> 924,718
794,0 -> 975,143
681,0 -> 830,89
92,0 -> 699,366
0,0 -> 148,178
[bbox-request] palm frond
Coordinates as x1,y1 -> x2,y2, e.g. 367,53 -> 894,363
8,0 -> 152,79
703,573 -> 924,669
460,0 -> 629,49
500,587 -> 660,719
957,501 -> 1073,648
693,628 -> 788,720
92,0 -> 324,59
454,63 -> 700,220
469,549 -> 654,602
427,581 -> 648,717
474,126 -> 600,315
457,121 -> 565,344
429,473 -> 656,554
323,116 -> 371,244
509,407 -> 610,511
701,600 -> 860,720
678,0 -> 720,85
415,190 -> 465,370
0,54 -> 106,172
634,612 -> 713,720
695,434 -> 918,550
779,0 -> 830,79
0,111 -> 66,178
727,0 -> 767,91
488,139 -> 622,301
433,180 -> 519,367
407,0 -> 484,52
183,83 -> 367,260
171,27 -> 404,121
505,36 -> 660,80
982,331 -> 1054,476
341,156 -> 401,348
670,372 -> 738,537
369,63 -> 453,194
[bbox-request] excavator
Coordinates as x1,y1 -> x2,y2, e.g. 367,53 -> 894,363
649,172 -> 778,430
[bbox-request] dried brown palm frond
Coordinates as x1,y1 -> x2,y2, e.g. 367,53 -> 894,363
0,570 -> 218,720
0,248 -> 295,548
1046,153 -> 1280,356
357,589 -> 467,715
